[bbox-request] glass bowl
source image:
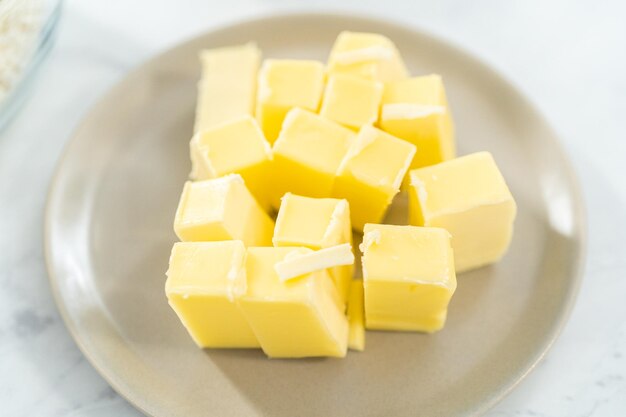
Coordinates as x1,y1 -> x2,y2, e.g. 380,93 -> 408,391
0,0 -> 62,130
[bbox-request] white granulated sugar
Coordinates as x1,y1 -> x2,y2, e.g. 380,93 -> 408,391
0,0 -> 44,103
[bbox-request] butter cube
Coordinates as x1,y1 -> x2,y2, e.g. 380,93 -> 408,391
271,109 -> 355,207
165,241 -> 259,348
319,74 -> 383,130
408,152 -> 517,272
174,174 -> 274,246
195,43 -> 260,133
332,125 -> 416,231
238,247 -> 349,358
189,116 -> 273,210
379,74 -> 456,169
273,193 -> 352,247
273,193 -> 353,303
347,279 -> 365,351
360,224 -> 457,333
327,31 -> 409,82
256,59 -> 325,143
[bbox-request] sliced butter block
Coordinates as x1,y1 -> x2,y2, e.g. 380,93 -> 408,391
361,224 -> 457,333
165,241 -> 259,348
238,247 -> 349,358
256,59 -> 325,143
189,116 -> 273,210
273,193 -> 353,303
319,74 -> 383,130
274,243 -> 355,282
174,174 -> 274,246
271,108 -> 355,208
332,125 -> 416,231
327,31 -> 409,82
195,43 -> 260,133
347,279 -> 365,351
379,74 -> 456,169
408,152 -> 517,272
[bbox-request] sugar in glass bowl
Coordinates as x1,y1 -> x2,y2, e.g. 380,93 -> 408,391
0,0 -> 62,129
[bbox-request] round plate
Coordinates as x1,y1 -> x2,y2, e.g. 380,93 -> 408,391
45,13 -> 585,417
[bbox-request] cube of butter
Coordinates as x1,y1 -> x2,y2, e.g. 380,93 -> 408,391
327,31 -> 409,82
319,74 -> 383,130
273,193 -> 353,303
271,108 -> 355,208
195,43 -> 260,133
189,116 -> 273,210
332,125 -> 416,231
347,279 -> 365,351
165,241 -> 259,348
238,247 -> 349,358
408,152 -> 517,272
174,174 -> 274,246
256,59 -> 325,143
379,74 -> 456,169
360,224 -> 457,333
273,193 -> 352,248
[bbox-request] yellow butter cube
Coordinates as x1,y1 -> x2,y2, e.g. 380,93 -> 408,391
408,152 -> 517,272
273,193 -> 353,303
319,74 -> 383,130
271,108 -> 355,208
361,224 -> 457,333
189,116 -> 273,210
174,174 -> 274,246
256,59 -> 325,143
347,279 -> 365,351
327,31 -> 408,82
165,241 -> 259,348
195,43 -> 260,133
238,247 -> 349,358
332,125 -> 416,231
273,193 -> 352,248
379,74 -> 456,169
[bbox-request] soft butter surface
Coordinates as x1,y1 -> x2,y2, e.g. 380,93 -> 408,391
273,193 -> 353,303
238,247 -> 349,358
271,109 -> 355,208
347,279 -> 365,351
320,74 -> 383,130
361,224 -> 457,332
379,74 -> 456,169
189,116 -> 273,210
165,241 -> 259,348
273,193 -> 352,248
408,152 -> 517,272
174,174 -> 274,246
332,125 -> 416,231
256,59 -> 325,143
195,43 -> 260,133
327,31 -> 408,82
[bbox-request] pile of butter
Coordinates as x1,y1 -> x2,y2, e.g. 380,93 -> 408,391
165,32 -> 517,358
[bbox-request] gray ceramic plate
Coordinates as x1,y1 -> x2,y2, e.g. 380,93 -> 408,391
45,13 -> 586,417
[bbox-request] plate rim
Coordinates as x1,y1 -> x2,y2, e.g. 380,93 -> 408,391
44,10 -> 587,417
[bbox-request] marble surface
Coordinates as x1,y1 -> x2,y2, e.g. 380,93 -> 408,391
0,0 -> 624,416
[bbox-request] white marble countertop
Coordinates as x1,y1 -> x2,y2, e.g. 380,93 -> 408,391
1,1 -> 625,416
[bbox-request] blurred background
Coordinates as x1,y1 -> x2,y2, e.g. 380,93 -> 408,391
0,1 -> 624,416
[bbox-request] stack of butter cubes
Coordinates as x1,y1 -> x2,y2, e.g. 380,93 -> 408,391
165,32 -> 517,358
